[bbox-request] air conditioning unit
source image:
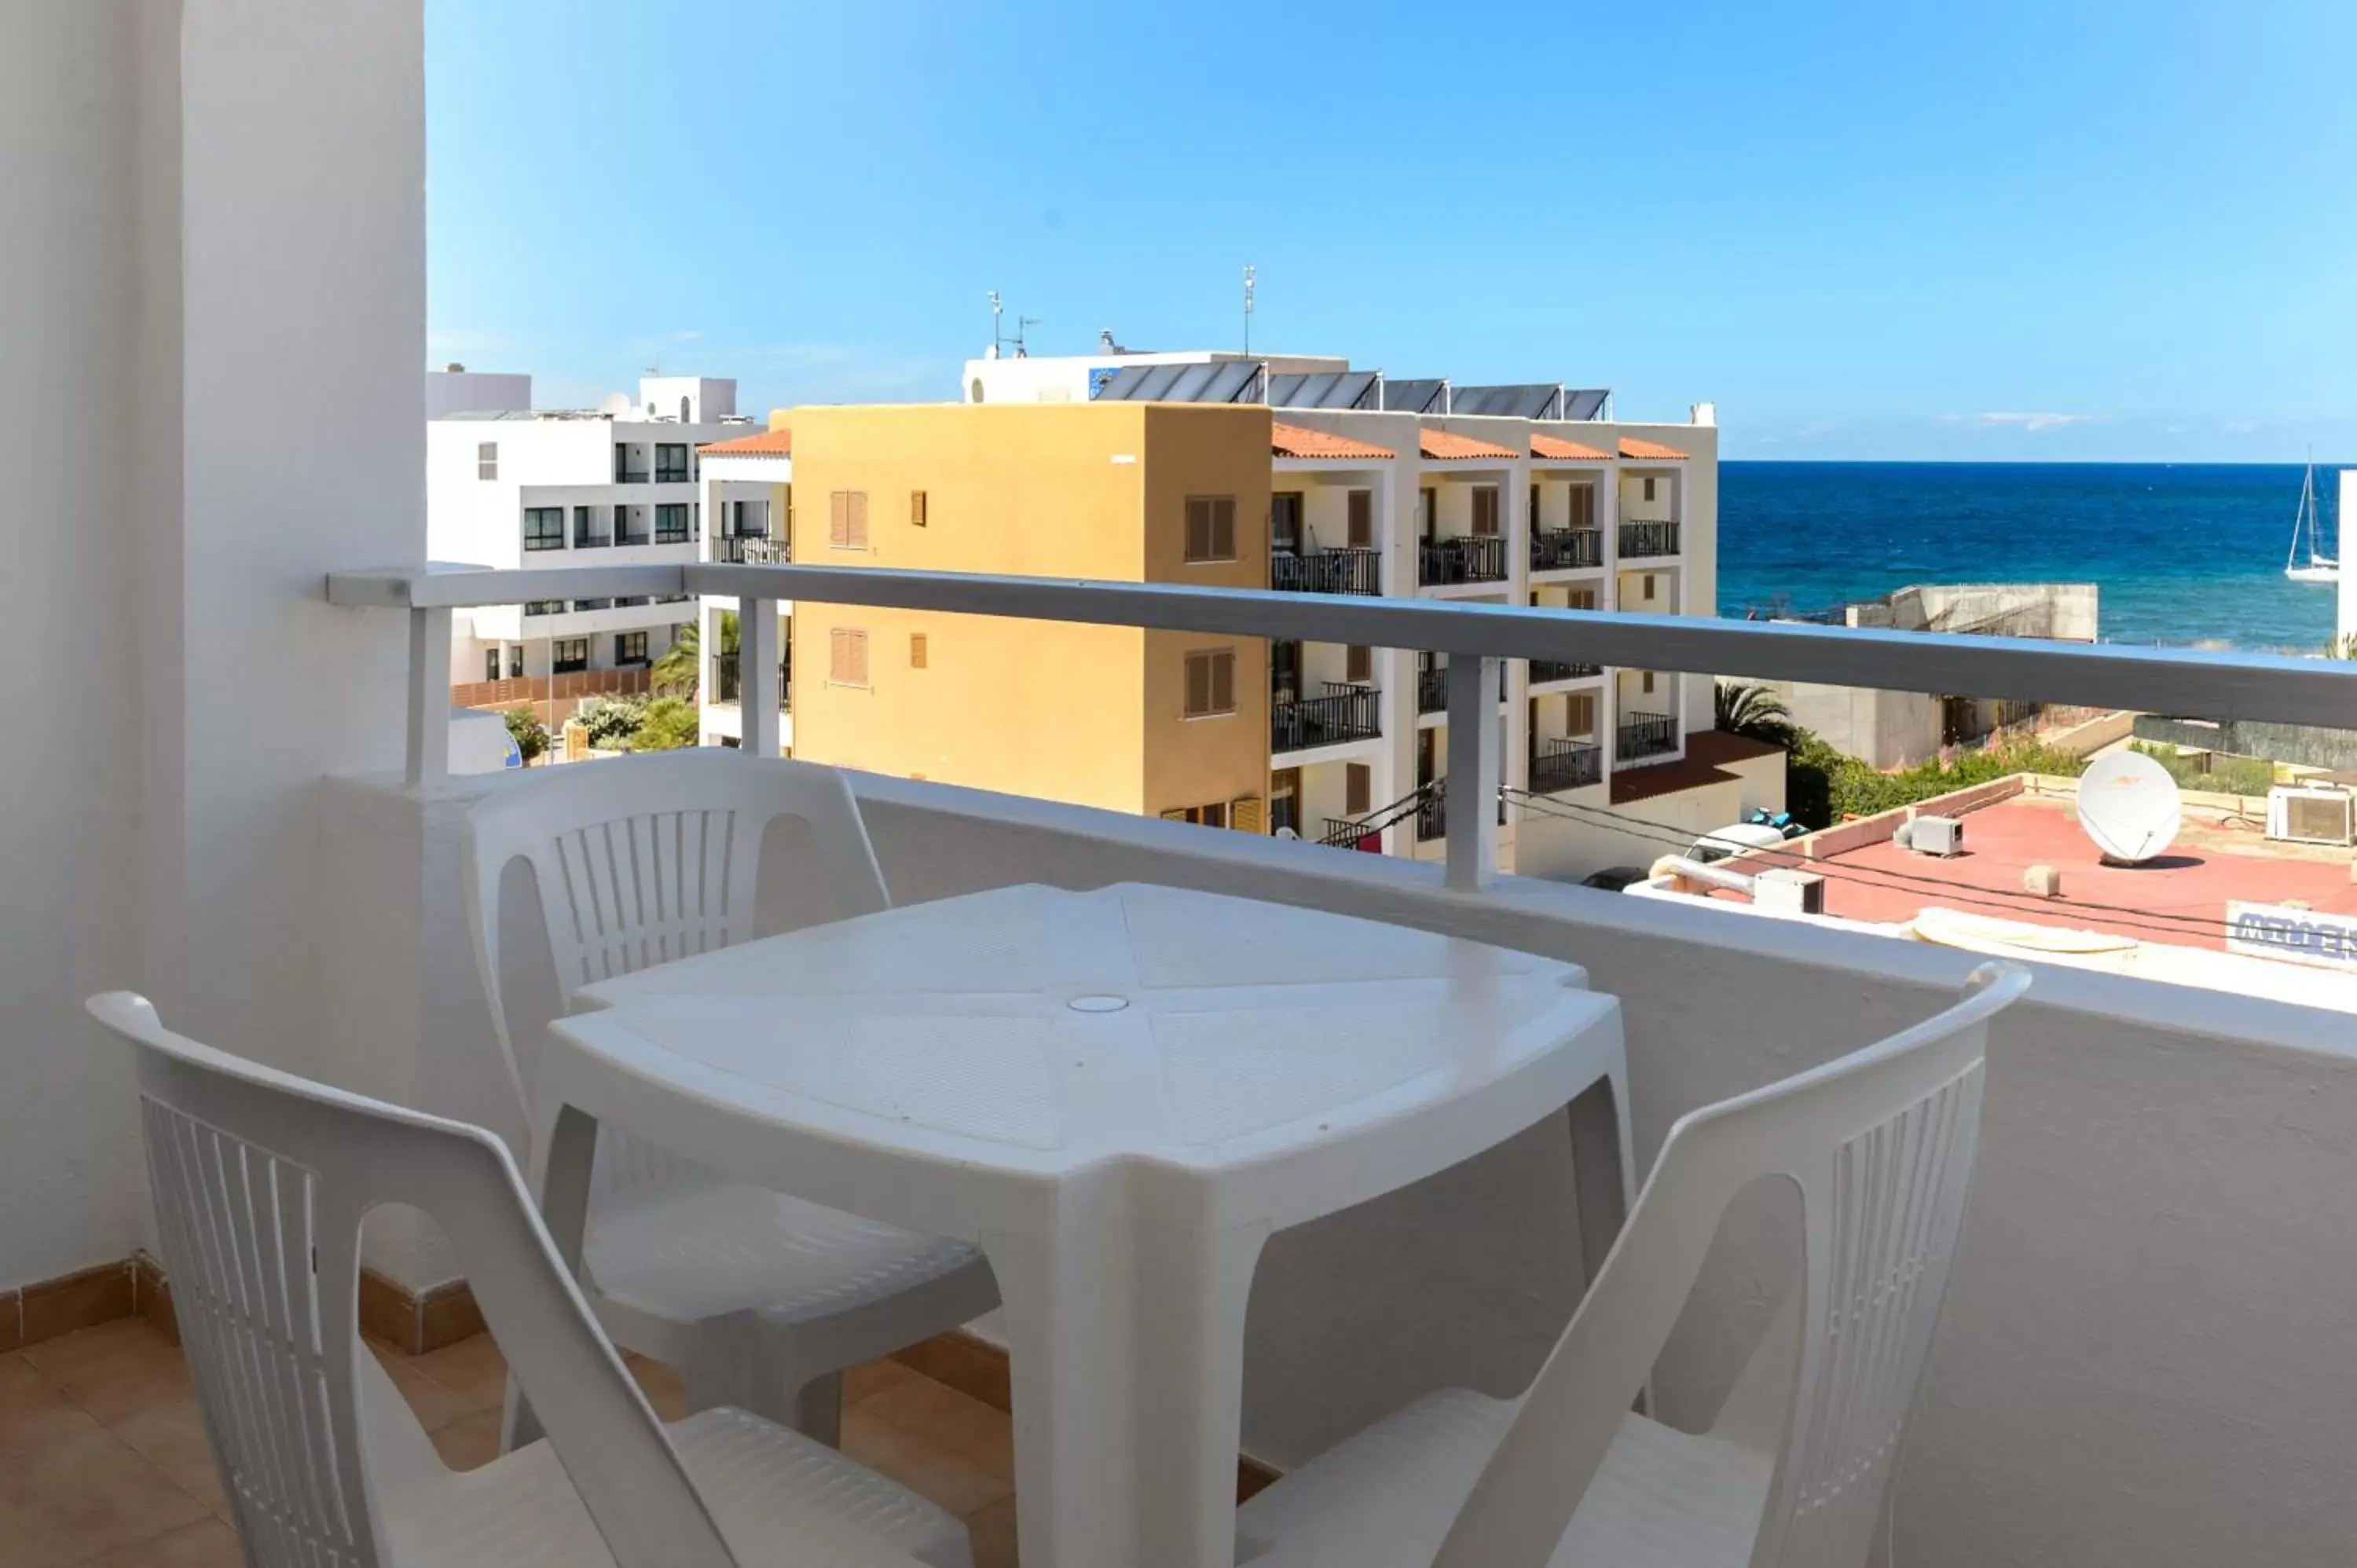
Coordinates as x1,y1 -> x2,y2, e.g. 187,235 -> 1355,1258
2268,786 -> 2355,846
1902,815 -> 1966,857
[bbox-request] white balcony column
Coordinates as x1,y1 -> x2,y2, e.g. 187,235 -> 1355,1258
1503,461 -> 1530,814
1444,654 -> 1502,889
740,595 -> 782,757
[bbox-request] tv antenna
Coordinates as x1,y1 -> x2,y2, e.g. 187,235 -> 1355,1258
1241,264 -> 1255,355
988,291 -> 1041,358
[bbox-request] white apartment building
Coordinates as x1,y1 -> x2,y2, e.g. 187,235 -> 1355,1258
693,426 -> 794,749
427,371 -> 752,702
966,348 -> 1775,878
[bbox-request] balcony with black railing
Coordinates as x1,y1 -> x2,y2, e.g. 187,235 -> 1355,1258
709,652 -> 790,710
1617,518 -> 1681,558
1417,655 -> 1508,714
1529,738 -> 1603,794
1271,547 -> 1380,595
1272,682 -> 1381,753
1530,526 -> 1604,573
1417,535 -> 1509,586
1530,659 -> 1603,684
713,533 -> 790,564
1617,709 -> 1677,760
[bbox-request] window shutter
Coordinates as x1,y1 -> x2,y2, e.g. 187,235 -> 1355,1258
847,490 -> 869,548
1345,644 -> 1373,683
1185,653 -> 1211,716
1642,671 -> 1655,694
1347,489 -> 1373,548
830,627 -> 871,685
1568,693 -> 1596,737
1228,796 -> 1264,834
909,632 -> 928,669
1345,763 -> 1372,816
1472,486 -> 1500,536
911,489 -> 929,527
1185,498 -> 1208,561
1211,650 -> 1235,713
1530,483 -> 1541,526
1160,808 -> 1190,822
1213,497 -> 1235,559
829,491 -> 849,548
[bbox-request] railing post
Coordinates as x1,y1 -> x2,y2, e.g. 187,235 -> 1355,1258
1445,654 -> 1500,891
739,595 -> 780,757
405,605 -> 451,788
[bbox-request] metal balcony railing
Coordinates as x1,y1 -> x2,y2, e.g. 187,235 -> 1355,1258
340,555 -> 2357,889
1418,657 -> 1507,713
1618,709 -> 1677,760
1271,547 -> 1381,595
1530,527 -> 1604,572
1529,738 -> 1604,794
1418,536 -> 1508,586
1618,519 -> 1681,559
709,652 -> 788,709
713,534 -> 790,564
1273,683 -> 1381,753
1530,659 -> 1603,683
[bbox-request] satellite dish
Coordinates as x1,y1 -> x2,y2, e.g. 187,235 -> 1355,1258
2077,750 -> 2181,864
597,391 -> 632,417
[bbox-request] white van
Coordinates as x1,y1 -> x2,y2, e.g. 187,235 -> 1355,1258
1687,822 -> 1791,865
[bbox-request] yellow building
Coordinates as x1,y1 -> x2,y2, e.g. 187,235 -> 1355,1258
784,401 -> 1274,826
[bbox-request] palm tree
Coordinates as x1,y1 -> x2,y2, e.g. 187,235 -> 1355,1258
654,610 -> 738,699
1715,681 -> 1796,748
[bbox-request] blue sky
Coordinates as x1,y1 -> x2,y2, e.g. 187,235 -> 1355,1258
427,0 -> 2357,461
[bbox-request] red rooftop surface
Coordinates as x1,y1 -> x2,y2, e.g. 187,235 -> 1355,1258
698,427 -> 793,456
1722,793 -> 2357,951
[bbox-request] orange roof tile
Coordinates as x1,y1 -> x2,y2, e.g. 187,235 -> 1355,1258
1530,434 -> 1611,461
1617,435 -> 1688,460
1270,422 -> 1395,461
698,427 -> 793,456
1419,428 -> 1519,461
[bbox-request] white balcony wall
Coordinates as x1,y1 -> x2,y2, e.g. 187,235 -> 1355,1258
2,0 -> 423,1290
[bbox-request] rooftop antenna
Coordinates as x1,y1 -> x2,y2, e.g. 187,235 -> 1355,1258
1242,263 -> 1256,356
988,291 -> 1041,359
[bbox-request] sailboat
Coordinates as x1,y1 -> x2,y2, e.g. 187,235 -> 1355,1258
2285,454 -> 2337,584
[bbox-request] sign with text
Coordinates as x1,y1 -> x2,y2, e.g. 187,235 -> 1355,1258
2225,901 -> 2357,970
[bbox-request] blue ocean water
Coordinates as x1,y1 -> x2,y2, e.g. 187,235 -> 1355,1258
1717,462 -> 2344,653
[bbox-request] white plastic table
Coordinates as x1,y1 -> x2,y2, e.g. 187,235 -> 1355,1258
527,881 -> 1630,1568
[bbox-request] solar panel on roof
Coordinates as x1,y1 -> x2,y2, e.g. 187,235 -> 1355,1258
1268,371 -> 1379,410
1563,388 -> 1611,420
1379,378 -> 1447,413
1450,384 -> 1563,419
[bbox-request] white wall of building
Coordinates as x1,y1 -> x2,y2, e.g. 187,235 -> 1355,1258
424,368 -> 531,418
1,0 -> 423,1291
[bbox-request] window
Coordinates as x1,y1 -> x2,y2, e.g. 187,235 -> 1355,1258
615,632 -> 650,666
655,504 -> 690,544
1643,476 -> 1658,502
507,646 -> 523,679
1642,574 -> 1657,602
1419,487 -> 1438,540
614,595 -> 649,607
1347,489 -> 1373,548
909,632 -> 928,669
1161,803 -> 1229,829
572,598 -> 613,611
1567,586 -> 1600,611
1345,763 -> 1372,816
1471,486 -> 1501,537
483,650 -> 500,682
655,443 -> 690,483
829,627 -> 871,686
616,505 -> 644,544
1566,691 -> 1598,738
1270,492 -> 1303,554
1345,644 -> 1373,683
522,507 -> 564,551
524,599 -> 563,617
911,490 -> 929,528
476,441 -> 497,481
1530,483 -> 1541,527
1184,496 -> 1237,562
1641,671 -> 1656,694
970,378 -> 985,403
573,505 -> 605,548
552,639 -> 588,674
1183,648 -> 1237,717
679,395 -> 691,423
1568,485 -> 1596,529
1228,796 -> 1264,834
829,489 -> 870,550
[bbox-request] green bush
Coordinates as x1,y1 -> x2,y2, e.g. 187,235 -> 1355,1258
574,694 -> 650,749
501,706 -> 548,764
629,696 -> 702,753
1785,730 -> 2089,830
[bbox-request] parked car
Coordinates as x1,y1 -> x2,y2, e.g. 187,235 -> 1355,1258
1579,865 -> 1651,892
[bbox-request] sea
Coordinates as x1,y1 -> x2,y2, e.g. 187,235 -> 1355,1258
1717,462 -> 2344,654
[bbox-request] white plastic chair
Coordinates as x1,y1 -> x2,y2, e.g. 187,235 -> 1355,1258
1233,962 -> 2030,1568
461,752 -> 999,1438
86,991 -> 973,1568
